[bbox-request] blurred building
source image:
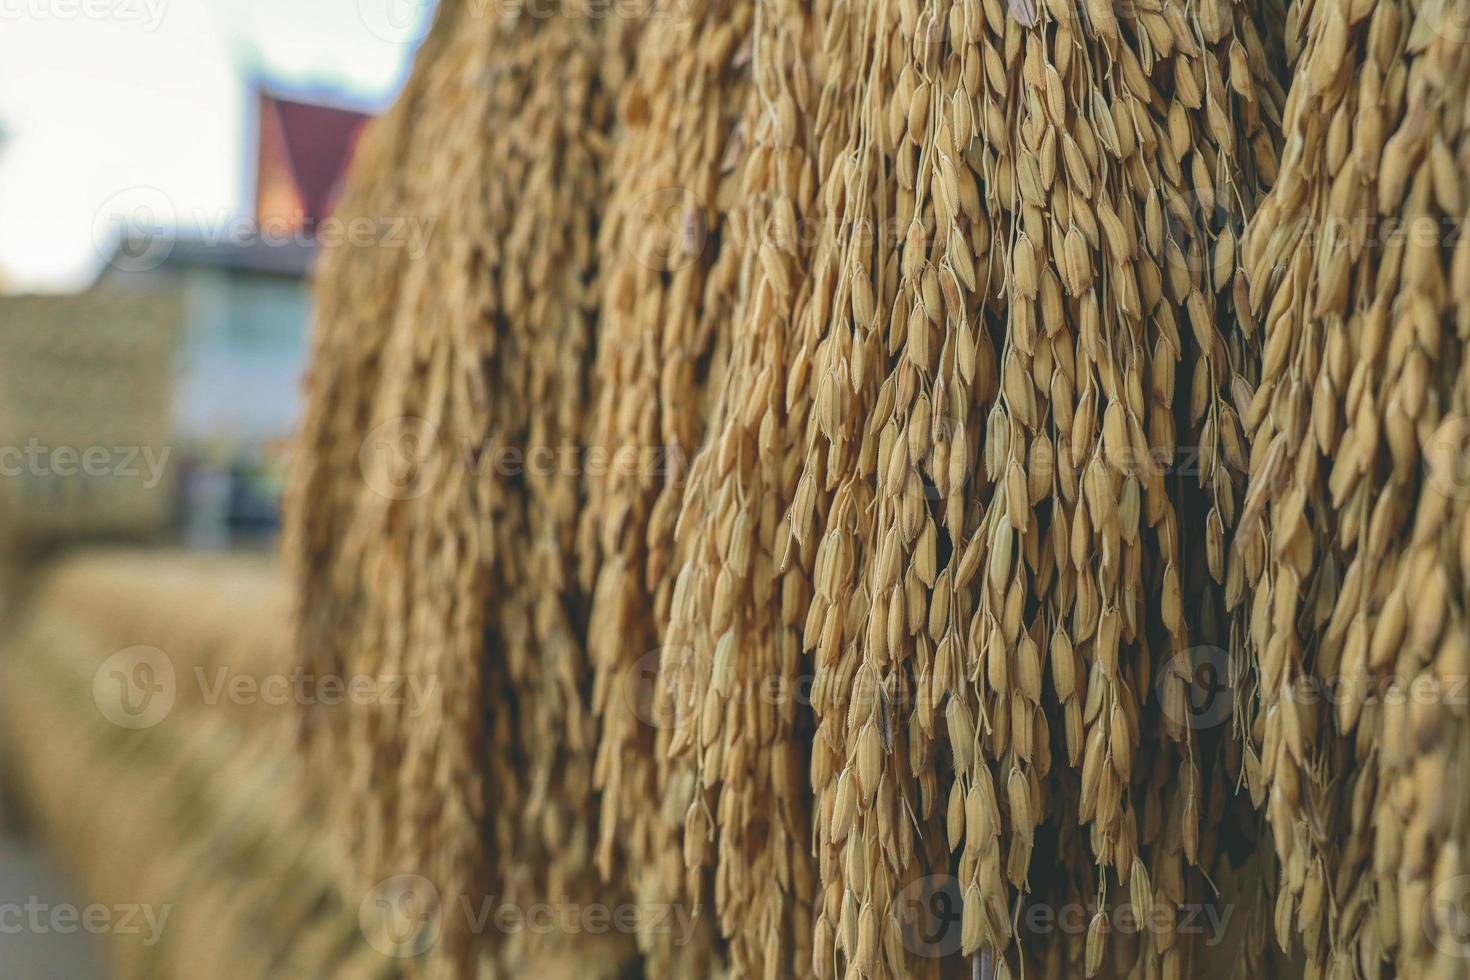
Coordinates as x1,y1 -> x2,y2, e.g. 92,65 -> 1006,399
0,86 -> 370,550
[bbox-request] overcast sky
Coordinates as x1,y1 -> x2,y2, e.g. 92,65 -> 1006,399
0,0 -> 434,292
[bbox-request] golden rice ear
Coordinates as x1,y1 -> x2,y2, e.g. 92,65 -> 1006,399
1235,1 -> 1470,974
287,4 -> 649,976
277,0 -> 1467,977
771,0 -> 1289,974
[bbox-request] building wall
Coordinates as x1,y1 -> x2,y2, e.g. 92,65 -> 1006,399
0,262 -> 312,548
174,266 -> 310,446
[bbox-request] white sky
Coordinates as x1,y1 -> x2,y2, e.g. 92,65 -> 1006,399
0,0 -> 435,292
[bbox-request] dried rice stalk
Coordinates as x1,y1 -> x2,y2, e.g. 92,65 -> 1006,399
683,1 -> 1291,976
284,0 -> 1470,978
288,2 -> 641,976
1237,1 -> 1470,975
647,3 -> 827,977
579,0 -> 759,975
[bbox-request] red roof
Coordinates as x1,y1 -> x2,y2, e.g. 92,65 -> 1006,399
256,93 -> 370,231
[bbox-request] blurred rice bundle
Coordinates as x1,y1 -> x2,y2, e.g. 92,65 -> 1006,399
1235,2 -> 1470,977
284,1 -> 1470,979
289,0 -> 644,975
0,294 -> 180,545
0,552 -> 395,979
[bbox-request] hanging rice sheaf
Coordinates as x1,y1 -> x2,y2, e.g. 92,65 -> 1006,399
578,0 -> 767,975
289,1 -> 641,976
634,4 -> 830,976
678,0 -> 1292,977
1236,2 -> 1470,977
285,0 -> 1470,978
